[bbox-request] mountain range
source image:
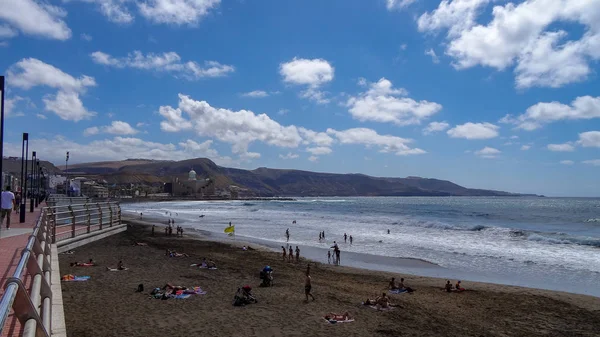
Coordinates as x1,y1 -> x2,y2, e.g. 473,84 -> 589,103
60,158 -> 538,197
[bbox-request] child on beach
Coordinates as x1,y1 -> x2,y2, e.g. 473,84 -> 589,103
327,251 -> 331,264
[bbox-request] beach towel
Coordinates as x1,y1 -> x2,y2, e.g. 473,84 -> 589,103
323,318 -> 354,324
389,289 -> 408,294
107,267 -> 129,271
77,263 -> 95,267
62,275 -> 90,282
175,294 -> 191,299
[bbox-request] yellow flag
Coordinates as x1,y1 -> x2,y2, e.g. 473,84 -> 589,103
224,225 -> 235,234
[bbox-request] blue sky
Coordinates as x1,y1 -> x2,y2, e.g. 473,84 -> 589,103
1,0 -> 600,197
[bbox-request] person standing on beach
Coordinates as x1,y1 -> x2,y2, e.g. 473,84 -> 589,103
151,225 -> 155,236
288,246 -> 293,262
286,228 -> 290,242
164,226 -> 168,236
295,246 -> 300,262
349,235 -> 353,245
305,271 -> 315,302
282,246 -> 287,261
344,233 -> 347,243
140,212 -> 143,219
327,250 -> 331,264
1,186 -> 15,230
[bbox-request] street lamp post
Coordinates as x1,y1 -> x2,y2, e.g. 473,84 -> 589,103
35,159 -> 40,207
65,151 -> 69,196
0,76 -> 5,189
30,151 -> 35,212
19,133 -> 28,223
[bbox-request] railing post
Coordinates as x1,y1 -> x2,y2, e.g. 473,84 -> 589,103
68,205 -> 76,238
97,203 -> 103,230
85,204 -> 91,233
109,204 -> 113,227
51,207 -> 57,244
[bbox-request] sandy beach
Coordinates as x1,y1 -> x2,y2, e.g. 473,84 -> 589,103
59,217 -> 600,337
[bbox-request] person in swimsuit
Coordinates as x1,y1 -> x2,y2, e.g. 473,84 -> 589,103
117,261 -> 125,270
445,280 -> 453,292
389,277 -> 398,290
455,280 -> 465,292
325,312 -> 351,321
288,246 -> 293,262
305,271 -> 315,301
327,250 -> 331,264
282,246 -> 287,261
295,246 -> 300,263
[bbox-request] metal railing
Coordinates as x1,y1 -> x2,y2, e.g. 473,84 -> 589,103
0,209 -> 52,337
0,201 -> 122,337
49,201 -> 121,243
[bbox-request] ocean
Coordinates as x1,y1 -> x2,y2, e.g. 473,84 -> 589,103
122,197 -> 600,297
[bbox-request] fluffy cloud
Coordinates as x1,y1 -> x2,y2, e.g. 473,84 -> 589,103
80,33 -> 93,41
418,0 -> 600,89
84,121 -> 139,136
72,0 -> 220,25
501,96 -> 600,130
308,156 -> 318,162
577,131 -> 600,148
423,121 -> 450,134
306,147 -> 332,155
7,58 -> 97,122
4,96 -> 32,117
138,0 -> 220,25
447,122 -> 499,139
298,128 -> 334,147
520,145 -> 531,151
560,160 -> 574,165
547,143 -> 575,152
159,94 -> 304,158
326,128 -> 425,155
0,0 -> 71,40
91,51 -> 234,79
582,159 -> 600,166
4,135 -> 231,165
280,58 -> 334,104
279,153 -> 299,160
346,78 -> 442,126
475,146 -> 500,158
241,90 -> 269,98
387,0 -> 416,10
425,48 -> 440,63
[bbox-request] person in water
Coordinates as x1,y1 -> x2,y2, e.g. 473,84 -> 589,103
344,233 -> 347,243
286,228 -> 290,242
349,235 -> 353,245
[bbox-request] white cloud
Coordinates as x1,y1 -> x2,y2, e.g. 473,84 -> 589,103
277,109 -> 289,115
298,128 -> 334,147
425,48 -> 440,63
91,50 -> 234,79
136,122 -> 148,128
582,159 -> 600,166
308,156 -> 318,162
138,0 -> 220,25
475,146 -> 501,158
386,0 -> 416,10
560,160 -> 574,165
327,127 -> 426,155
306,147 -> 332,155
8,58 -> 97,121
577,131 -> 600,148
0,24 -> 18,38
83,126 -> 100,136
279,152 -> 299,160
4,96 -> 27,117
71,0 -> 134,24
520,145 -> 531,151
447,122 -> 499,139
547,143 -> 575,152
36,114 -> 47,120
510,135 -> 519,139
0,41 -> 8,47
346,78 -> 442,126
241,90 -> 269,98
4,135 -> 231,165
400,43 -> 408,50
419,0 -> 600,89
159,94 -> 304,158
423,121 -> 450,134
80,33 -> 92,41
501,96 -> 600,130
280,57 -> 334,104
0,0 -> 71,40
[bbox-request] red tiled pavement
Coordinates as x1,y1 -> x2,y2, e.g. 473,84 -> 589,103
0,205 -> 43,337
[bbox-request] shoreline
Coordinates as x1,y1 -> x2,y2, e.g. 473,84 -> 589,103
123,215 -> 600,303
59,220 -> 600,337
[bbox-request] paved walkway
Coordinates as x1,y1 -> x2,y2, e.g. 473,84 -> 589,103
0,204 -> 43,337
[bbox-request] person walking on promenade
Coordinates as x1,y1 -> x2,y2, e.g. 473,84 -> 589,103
14,192 -> 21,214
1,186 -> 15,230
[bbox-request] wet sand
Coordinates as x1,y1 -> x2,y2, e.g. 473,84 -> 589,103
59,220 -> 600,337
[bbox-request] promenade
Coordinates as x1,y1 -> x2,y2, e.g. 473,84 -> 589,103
0,205 -> 43,337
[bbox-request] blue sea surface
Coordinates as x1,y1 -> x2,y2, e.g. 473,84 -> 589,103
123,197 -> 600,297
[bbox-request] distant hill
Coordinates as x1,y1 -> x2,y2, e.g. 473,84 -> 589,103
2,158 -> 62,175
54,157 -> 537,197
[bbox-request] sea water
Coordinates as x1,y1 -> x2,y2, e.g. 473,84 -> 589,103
122,197 -> 600,297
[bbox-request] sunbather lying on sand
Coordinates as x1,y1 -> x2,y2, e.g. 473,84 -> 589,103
106,261 -> 128,271
324,312 -> 352,321
71,259 -> 95,267
166,250 -> 189,257
133,242 -> 147,246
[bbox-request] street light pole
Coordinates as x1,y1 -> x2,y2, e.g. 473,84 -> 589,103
65,151 -> 69,196
0,76 -> 5,189
35,159 -> 39,207
19,133 -> 28,223
30,151 -> 35,212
